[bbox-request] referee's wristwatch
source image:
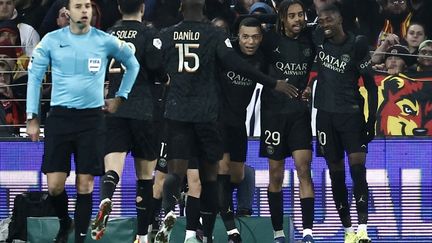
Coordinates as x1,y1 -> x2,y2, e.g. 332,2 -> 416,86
26,112 -> 38,120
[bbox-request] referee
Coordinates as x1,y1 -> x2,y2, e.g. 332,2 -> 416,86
26,0 -> 139,242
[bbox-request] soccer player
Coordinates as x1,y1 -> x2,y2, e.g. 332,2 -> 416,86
89,0 -> 168,242
153,0 -> 298,242
259,1 -> 316,242
216,17 -> 266,243
314,3 -> 377,243
25,0 -> 139,242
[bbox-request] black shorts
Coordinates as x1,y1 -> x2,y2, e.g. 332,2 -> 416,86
259,109 -> 312,160
166,119 -> 223,164
42,106 -> 105,176
315,110 -> 368,161
220,122 -> 247,162
104,116 -> 158,160
155,121 -> 201,173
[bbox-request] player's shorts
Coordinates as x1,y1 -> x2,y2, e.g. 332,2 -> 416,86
42,106 -> 105,176
259,109 -> 312,160
155,120 -> 202,173
220,122 -> 248,162
104,116 -> 158,160
315,110 -> 368,161
166,119 -> 223,164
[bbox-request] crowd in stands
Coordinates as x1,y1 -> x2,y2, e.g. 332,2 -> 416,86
0,0 -> 432,137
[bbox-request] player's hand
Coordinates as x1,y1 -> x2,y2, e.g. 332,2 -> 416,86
364,117 -> 376,144
103,97 -> 123,113
275,79 -> 298,98
301,86 -> 312,102
26,118 -> 40,142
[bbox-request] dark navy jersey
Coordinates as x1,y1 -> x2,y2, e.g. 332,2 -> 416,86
260,29 -> 315,113
157,20 -> 276,122
313,30 -> 372,113
107,20 -> 165,120
220,41 -> 265,126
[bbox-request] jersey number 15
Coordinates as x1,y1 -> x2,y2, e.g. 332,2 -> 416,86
175,43 -> 200,73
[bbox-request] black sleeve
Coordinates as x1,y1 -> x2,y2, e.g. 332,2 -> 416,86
146,32 -> 169,83
355,35 -> 377,119
363,71 -> 378,120
215,34 -> 277,88
355,35 -> 373,75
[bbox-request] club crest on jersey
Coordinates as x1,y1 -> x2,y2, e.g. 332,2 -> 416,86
303,48 -> 312,57
341,54 -> 351,63
225,38 -> 232,48
158,158 -> 167,168
153,38 -> 162,49
266,146 -> 274,155
88,58 -> 102,73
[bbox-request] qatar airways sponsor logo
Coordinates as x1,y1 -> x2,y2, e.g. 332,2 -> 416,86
226,71 -> 253,86
318,51 -> 348,73
275,62 -> 308,76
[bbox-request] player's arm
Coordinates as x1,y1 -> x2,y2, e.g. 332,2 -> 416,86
357,36 -> 378,143
104,36 -> 139,113
107,36 -> 140,100
26,37 -> 50,141
301,42 -> 317,101
216,37 -> 298,97
146,35 -> 169,84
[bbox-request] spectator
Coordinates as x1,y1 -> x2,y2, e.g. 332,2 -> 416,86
39,0 -> 120,36
305,0 -> 358,34
375,0 -> 414,46
211,17 -> 231,35
249,2 -> 276,31
56,6 -> 69,28
0,102 -> 11,136
14,0 -> 47,31
0,20 -> 28,82
249,2 -> 275,14
38,0 -> 67,37
151,0 -> 181,29
90,0 -> 102,29
0,59 -> 24,135
403,22 -> 426,54
0,20 -> 22,59
0,0 -> 40,57
204,0 -> 236,27
382,44 -> 412,74
234,0 -> 260,15
416,40 -> 432,72
409,0 -> 432,39
372,22 -> 426,65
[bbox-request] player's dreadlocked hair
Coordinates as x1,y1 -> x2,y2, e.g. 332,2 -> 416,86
276,0 -> 306,36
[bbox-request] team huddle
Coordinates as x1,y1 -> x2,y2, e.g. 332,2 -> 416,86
25,0 -> 377,243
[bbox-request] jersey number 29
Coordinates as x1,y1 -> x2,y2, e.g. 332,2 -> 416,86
175,43 -> 200,72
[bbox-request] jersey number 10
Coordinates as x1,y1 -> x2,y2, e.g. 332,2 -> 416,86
175,43 -> 200,73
